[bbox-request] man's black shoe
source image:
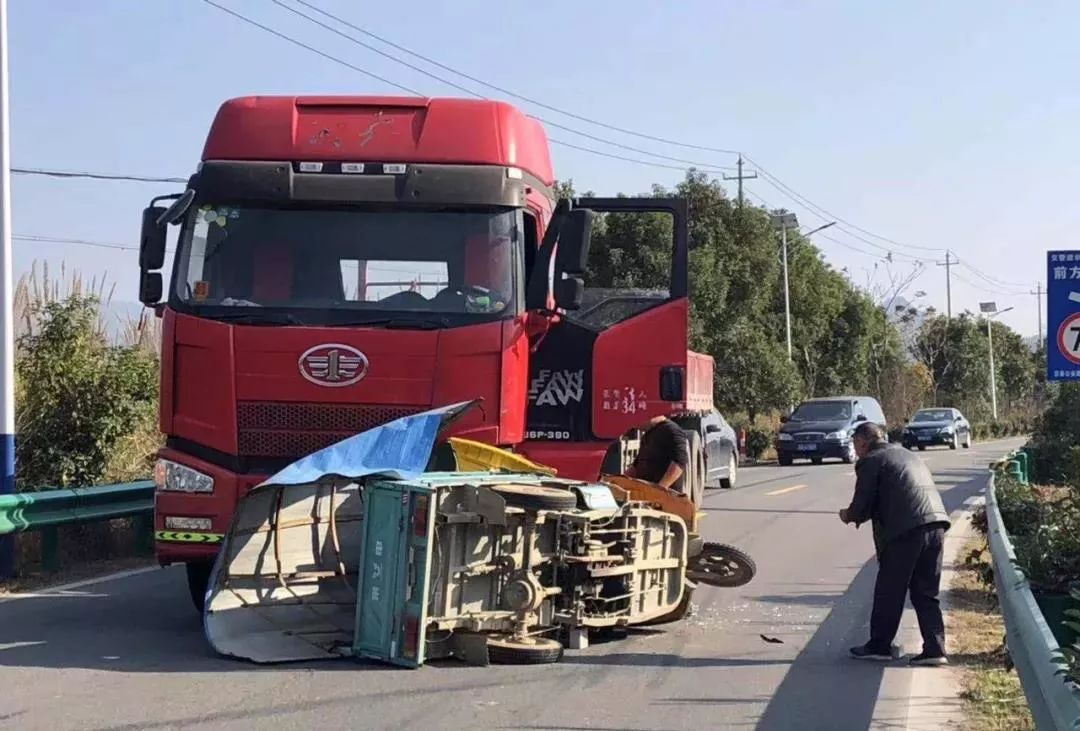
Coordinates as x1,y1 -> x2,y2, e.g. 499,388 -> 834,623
909,651 -> 949,667
849,643 -> 892,661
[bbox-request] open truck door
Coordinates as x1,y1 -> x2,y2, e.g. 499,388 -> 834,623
523,198 -> 713,484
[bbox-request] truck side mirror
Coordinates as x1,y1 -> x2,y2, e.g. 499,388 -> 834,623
855,414 -> 868,422
554,209 -> 594,275
140,206 -> 168,271
139,271 -> 163,306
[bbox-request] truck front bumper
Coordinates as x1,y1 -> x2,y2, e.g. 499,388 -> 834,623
777,440 -> 851,461
154,447 -> 266,565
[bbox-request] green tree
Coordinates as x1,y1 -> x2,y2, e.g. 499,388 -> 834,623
15,295 -> 159,488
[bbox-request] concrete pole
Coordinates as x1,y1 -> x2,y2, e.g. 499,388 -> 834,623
782,224 -> 792,361
0,0 -> 15,578
987,316 -> 998,421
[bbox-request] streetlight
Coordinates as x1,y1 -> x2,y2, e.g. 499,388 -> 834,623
770,212 -> 798,361
979,302 -> 1014,421
802,221 -> 837,238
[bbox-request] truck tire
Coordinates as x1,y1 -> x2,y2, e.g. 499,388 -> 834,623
186,561 -> 212,614
778,453 -> 793,467
685,430 -> 704,508
720,450 -> 738,489
492,484 -> 578,512
487,635 -> 564,665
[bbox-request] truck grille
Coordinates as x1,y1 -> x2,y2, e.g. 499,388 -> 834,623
795,432 -> 825,442
237,402 -> 422,458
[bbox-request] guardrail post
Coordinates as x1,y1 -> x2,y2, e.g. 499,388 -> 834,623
132,514 -> 152,555
1013,451 -> 1030,483
41,526 -> 59,572
1006,459 -> 1027,486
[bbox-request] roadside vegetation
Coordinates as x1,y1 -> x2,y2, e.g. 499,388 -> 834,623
951,536 -> 1034,731
559,172 -> 1042,456
7,265 -> 161,578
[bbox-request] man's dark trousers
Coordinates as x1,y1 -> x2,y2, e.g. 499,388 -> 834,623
869,523 -> 947,655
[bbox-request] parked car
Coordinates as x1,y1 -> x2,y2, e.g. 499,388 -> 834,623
679,409 -> 739,488
776,396 -> 887,466
901,407 -> 971,450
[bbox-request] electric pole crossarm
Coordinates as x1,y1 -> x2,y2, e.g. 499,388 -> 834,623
723,155 -> 757,208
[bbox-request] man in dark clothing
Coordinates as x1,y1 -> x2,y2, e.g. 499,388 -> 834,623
626,415 -> 690,492
840,422 -> 952,666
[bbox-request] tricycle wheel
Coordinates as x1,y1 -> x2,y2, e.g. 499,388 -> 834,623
487,635 -> 564,665
492,484 -> 578,512
686,542 -> 756,588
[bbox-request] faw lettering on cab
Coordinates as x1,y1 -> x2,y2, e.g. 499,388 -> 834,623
528,369 -> 585,407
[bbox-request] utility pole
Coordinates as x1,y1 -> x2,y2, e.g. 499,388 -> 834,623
0,0 -> 14,579
781,224 -> 792,360
723,155 -> 757,208
1030,283 -> 1044,348
936,250 -> 955,322
987,315 -> 997,421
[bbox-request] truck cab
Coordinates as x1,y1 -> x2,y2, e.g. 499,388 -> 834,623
138,96 -> 712,607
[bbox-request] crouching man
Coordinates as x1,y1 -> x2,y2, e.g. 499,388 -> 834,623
625,415 -> 690,493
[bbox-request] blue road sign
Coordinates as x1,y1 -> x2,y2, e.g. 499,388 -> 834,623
1047,251 -> 1080,381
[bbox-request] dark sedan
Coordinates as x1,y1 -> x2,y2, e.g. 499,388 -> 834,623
901,408 -> 972,450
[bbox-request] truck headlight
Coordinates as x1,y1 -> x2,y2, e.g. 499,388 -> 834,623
938,426 -> 954,435
778,433 -> 793,442
825,431 -> 847,440
154,459 -> 214,493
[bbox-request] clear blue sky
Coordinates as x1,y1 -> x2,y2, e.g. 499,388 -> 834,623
11,0 -> 1080,336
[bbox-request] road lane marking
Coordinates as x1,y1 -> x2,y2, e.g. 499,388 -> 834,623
765,484 -> 808,496
0,566 -> 162,604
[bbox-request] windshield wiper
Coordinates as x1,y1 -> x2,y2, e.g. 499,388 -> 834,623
332,317 -> 449,330
211,311 -> 303,326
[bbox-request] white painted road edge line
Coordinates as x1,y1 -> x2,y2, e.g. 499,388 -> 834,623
0,565 -> 162,604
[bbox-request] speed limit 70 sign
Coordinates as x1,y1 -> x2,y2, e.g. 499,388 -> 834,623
1047,251 -> 1080,380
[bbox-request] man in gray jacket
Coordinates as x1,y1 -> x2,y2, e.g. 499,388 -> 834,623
839,422 -> 952,666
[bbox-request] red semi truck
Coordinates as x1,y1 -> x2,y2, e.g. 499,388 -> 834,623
137,96 -> 715,607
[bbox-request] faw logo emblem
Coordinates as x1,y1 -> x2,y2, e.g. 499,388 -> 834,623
299,344 -> 369,387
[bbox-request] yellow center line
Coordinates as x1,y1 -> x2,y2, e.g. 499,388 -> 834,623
765,483 -> 808,496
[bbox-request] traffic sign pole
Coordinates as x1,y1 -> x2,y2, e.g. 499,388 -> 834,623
0,0 -> 15,579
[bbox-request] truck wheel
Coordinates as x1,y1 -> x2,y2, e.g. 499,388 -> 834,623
487,635 -> 564,665
720,451 -> 738,489
186,561 -> 213,614
686,430 -> 705,508
841,442 -> 857,464
811,457 -> 823,466
778,454 -> 793,467
950,434 -> 959,450
686,542 -> 756,588
492,484 -> 578,512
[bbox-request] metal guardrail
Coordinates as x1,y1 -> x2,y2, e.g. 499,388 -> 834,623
986,466 -> 1080,730
0,481 -> 154,571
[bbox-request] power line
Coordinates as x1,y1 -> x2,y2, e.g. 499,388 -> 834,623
14,234 -> 140,252
289,0 -> 743,157
263,0 -> 735,172
12,168 -> 185,184
957,260 -> 1031,291
206,1 -> 732,176
742,153 -> 944,255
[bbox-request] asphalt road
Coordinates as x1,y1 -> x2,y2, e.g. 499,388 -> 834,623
0,438 -> 1024,731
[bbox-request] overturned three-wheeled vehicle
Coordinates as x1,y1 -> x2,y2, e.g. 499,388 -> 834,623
204,402 -> 755,667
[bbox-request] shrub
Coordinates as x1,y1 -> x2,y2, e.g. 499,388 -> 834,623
745,427 -> 772,460
15,295 -> 159,489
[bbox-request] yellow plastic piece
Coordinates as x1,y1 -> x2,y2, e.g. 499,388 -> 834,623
447,438 -> 557,476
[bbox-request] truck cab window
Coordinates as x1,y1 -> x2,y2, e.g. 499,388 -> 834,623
174,206 -> 525,324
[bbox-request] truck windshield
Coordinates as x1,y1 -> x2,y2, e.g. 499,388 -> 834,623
790,401 -> 851,422
172,205 -> 522,325
913,409 -> 952,422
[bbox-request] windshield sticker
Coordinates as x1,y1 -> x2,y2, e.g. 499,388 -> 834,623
193,281 -> 209,302
200,206 -> 239,228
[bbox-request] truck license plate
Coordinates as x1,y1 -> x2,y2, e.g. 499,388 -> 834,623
797,444 -> 817,451
918,435 -> 933,441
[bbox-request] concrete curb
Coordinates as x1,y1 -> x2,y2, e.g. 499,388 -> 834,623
870,494 -> 982,729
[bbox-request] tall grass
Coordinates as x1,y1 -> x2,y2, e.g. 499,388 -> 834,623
14,261 -> 162,486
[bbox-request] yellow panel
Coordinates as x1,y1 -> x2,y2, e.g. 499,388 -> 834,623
447,438 -> 557,476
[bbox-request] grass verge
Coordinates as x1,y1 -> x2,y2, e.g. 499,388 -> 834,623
948,536 -> 1034,731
